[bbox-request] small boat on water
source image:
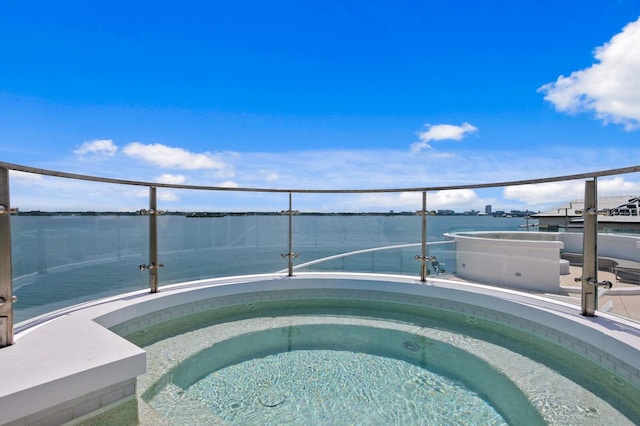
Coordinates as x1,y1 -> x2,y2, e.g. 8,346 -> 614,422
186,212 -> 226,218
518,222 -> 538,228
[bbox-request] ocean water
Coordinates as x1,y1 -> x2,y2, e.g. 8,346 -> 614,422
9,214 -> 527,323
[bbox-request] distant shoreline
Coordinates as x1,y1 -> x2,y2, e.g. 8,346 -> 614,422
12,210 -> 535,218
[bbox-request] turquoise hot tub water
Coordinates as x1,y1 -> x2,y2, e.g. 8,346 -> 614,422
125,298 -> 640,425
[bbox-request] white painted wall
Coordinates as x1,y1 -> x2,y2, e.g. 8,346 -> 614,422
452,231 -> 640,292
557,233 -> 640,262
557,233 -> 583,254
452,232 -> 564,292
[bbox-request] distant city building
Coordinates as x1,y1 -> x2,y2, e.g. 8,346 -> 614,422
485,205 -> 492,215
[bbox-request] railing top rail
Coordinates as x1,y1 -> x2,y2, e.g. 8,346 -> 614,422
2,161 -> 640,194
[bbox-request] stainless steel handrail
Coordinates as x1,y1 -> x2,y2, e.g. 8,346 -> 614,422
2,161 -> 640,193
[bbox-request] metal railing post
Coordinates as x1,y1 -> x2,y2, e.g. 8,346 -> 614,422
0,167 -> 14,347
579,178 -> 611,316
149,186 -> 159,292
416,191 -> 428,282
139,186 -> 163,293
281,193 -> 299,276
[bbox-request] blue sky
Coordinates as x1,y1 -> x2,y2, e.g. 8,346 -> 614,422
1,1 -> 640,212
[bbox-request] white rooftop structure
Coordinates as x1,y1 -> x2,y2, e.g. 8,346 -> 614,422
534,195 -> 640,230
535,196 -> 635,218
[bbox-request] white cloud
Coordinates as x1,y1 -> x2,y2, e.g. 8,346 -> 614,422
10,170 -> 43,182
73,139 -> 118,158
539,17 -> 640,130
12,140 -> 640,212
129,186 -> 180,203
598,176 -> 640,194
355,189 -> 483,212
356,192 -> 422,210
429,152 -> 457,159
411,123 -> 478,153
503,177 -> 640,207
429,189 -> 481,207
157,189 -> 179,202
155,174 -> 186,184
229,147 -> 633,198
123,142 -> 227,170
130,188 -> 149,199
504,181 -> 584,206
9,175 -> 155,211
264,172 -> 280,182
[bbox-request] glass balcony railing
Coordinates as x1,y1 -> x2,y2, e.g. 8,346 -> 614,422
287,241 -> 455,277
1,161 -> 640,346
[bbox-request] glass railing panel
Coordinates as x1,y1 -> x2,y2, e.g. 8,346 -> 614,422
426,241 -> 457,276
561,232 -> 640,321
10,176 -> 149,323
438,214 -> 537,235
301,245 -> 416,275
297,241 -> 456,277
156,190 -> 290,285
591,171 -> 640,323
450,229 -> 640,323
598,269 -> 640,322
370,247 -> 408,274
289,194 -> 423,276
6,164 -> 640,327
586,170 -> 640,237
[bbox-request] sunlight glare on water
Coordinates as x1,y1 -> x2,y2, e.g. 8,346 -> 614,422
152,349 -> 507,425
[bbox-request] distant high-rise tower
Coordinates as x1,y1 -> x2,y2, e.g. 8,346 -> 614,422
485,205 -> 492,215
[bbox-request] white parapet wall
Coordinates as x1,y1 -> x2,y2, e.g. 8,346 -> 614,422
450,231 -> 565,292
558,232 -> 640,262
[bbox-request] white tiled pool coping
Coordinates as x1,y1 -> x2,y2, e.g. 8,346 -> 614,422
1,272 -> 640,425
